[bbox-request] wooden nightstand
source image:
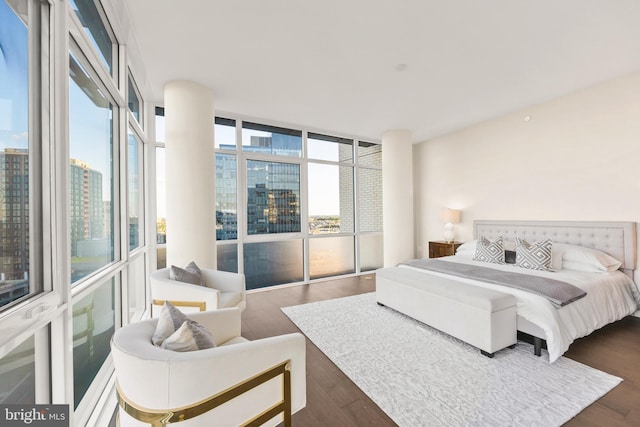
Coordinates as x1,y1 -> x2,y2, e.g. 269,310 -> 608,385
428,241 -> 462,258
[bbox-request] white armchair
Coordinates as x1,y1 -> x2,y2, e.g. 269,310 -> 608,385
111,308 -> 306,427
150,267 -> 246,317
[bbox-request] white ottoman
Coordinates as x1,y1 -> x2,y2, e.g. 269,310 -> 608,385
376,267 -> 517,357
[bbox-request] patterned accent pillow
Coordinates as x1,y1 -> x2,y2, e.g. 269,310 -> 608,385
473,236 -> 505,264
160,320 -> 216,352
152,301 -> 190,346
515,238 -> 554,271
170,261 -> 204,286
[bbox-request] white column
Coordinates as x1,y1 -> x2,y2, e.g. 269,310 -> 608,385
381,129 -> 414,266
164,80 -> 216,269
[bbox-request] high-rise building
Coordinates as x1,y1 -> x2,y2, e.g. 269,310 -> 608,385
245,134 -> 301,157
215,152 -> 238,240
246,159 -> 300,235
69,158 -> 105,257
0,149 -> 29,283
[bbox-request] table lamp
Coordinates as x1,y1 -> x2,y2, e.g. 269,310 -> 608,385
441,209 -> 461,243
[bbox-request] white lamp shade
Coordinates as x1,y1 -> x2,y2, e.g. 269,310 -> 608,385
441,209 -> 461,224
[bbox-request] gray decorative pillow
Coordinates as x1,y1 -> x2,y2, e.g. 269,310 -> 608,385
515,237 -> 554,271
152,301 -> 190,346
473,236 -> 505,264
160,320 -> 216,352
170,261 -> 204,286
505,250 -> 517,264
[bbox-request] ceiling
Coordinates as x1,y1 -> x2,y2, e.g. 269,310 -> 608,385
123,0 -> 640,143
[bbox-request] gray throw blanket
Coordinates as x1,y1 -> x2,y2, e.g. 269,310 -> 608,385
399,259 -> 586,307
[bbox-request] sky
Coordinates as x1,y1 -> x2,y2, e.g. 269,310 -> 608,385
0,0 -> 28,149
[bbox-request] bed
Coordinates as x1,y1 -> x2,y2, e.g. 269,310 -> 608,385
397,220 -> 640,362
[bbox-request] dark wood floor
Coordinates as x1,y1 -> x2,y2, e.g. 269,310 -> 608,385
241,273 -> 640,427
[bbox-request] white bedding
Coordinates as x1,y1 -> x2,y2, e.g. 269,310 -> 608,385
400,254 -> 640,362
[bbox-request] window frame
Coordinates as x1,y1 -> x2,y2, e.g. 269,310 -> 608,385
67,0 -> 118,80
67,42 -> 121,289
127,70 -> 142,127
126,128 -> 144,253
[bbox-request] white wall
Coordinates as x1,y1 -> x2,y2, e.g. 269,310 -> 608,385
413,71 -> 640,285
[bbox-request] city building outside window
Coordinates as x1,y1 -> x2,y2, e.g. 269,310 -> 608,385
246,160 -> 301,235
215,152 -> 237,240
242,121 -> 302,157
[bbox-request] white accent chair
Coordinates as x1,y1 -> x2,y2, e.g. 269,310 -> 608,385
111,308 -> 306,427
150,267 -> 246,317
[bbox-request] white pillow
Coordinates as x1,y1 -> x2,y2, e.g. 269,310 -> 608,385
455,240 -> 477,254
503,240 -> 516,251
561,260 -> 608,273
550,248 -> 564,271
554,243 -> 622,272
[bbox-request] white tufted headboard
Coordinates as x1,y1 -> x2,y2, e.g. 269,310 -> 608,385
474,220 -> 637,276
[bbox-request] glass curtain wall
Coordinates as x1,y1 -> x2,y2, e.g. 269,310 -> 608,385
209,117 -> 383,289
1,0 -> 150,425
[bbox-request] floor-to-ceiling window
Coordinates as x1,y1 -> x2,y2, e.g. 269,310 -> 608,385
211,117 -> 383,289
69,0 -> 149,421
68,0 -> 121,412
357,141 -> 383,271
125,72 -> 146,324
155,108 -> 166,268
307,133 -> 356,279
0,0 -> 48,408
1,1 -> 150,424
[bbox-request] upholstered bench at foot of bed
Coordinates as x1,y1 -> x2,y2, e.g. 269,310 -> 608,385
376,267 -> 517,357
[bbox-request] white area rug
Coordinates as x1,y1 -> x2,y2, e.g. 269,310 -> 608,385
282,293 -> 621,427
